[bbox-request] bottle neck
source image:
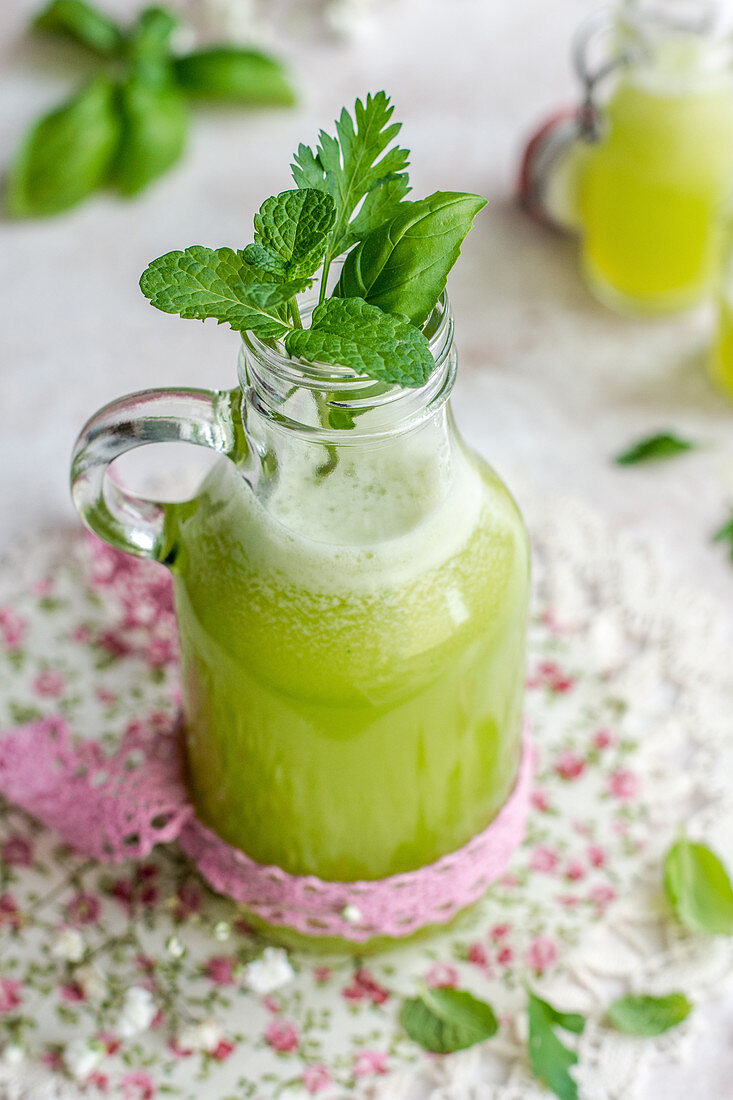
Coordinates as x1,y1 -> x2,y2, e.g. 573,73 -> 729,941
617,0 -> 732,89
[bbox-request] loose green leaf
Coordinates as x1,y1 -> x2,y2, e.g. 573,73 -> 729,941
713,510 -> 733,562
115,76 -> 189,195
33,0 -> 123,56
139,245 -> 305,337
400,987 -> 498,1054
285,298 -> 434,387
615,432 -> 695,465
336,190 -> 487,327
607,993 -> 692,1036
664,839 -> 733,934
6,77 -> 121,217
173,48 -> 295,106
528,992 -> 585,1100
243,189 -> 335,281
291,91 -> 410,261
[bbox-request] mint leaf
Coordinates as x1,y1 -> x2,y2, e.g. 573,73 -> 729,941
713,510 -> 733,561
173,48 -> 295,106
664,839 -> 733,934
528,992 -> 585,1100
400,988 -> 498,1054
243,189 -> 335,281
284,298 -> 434,387
291,91 -> 410,261
6,77 -> 121,217
33,0 -> 123,56
615,432 -> 695,465
115,76 -> 189,195
336,190 -> 487,327
139,246 -> 301,337
607,993 -> 692,1036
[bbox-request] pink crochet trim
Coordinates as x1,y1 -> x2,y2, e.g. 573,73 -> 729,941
0,712 -> 532,942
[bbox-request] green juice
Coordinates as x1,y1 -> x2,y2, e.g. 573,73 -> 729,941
711,280 -> 733,400
169,430 -> 529,890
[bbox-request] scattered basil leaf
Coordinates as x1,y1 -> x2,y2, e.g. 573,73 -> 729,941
713,510 -> 733,562
172,48 -> 296,106
6,77 -> 121,217
243,189 -> 336,281
285,297 -> 434,387
615,432 -> 695,465
139,245 -> 304,337
664,838 -> 733,935
291,90 -> 410,263
33,0 -> 123,57
115,76 -> 189,195
336,190 -> 487,326
606,993 -> 692,1036
528,992 -> 585,1100
400,987 -> 498,1054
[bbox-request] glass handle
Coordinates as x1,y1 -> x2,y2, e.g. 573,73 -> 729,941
70,387 -> 240,562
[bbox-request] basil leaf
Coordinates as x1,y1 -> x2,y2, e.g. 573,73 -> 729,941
528,992 -> 585,1100
243,189 -> 335,281
713,510 -> 733,561
284,297 -> 434,387
615,432 -> 695,465
33,0 -> 123,57
115,75 -> 189,195
173,48 -> 295,106
6,77 -> 121,217
607,993 -> 692,1036
400,987 -> 498,1054
336,191 -> 487,326
664,839 -> 733,935
139,245 -> 296,337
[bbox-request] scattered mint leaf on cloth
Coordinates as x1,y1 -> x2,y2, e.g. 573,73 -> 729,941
713,510 -> 733,561
400,987 -> 498,1054
615,432 -> 695,465
284,298 -> 434,386
244,190 -> 336,281
7,77 -> 121,217
664,838 -> 733,934
33,0 -> 123,56
172,48 -> 296,106
528,992 -> 585,1100
606,993 -> 692,1036
336,190 -> 487,326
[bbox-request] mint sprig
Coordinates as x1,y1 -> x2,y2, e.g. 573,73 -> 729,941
614,431 -> 696,465
528,992 -> 585,1100
400,987 -> 498,1054
606,992 -> 692,1036
664,838 -> 733,935
244,190 -> 336,282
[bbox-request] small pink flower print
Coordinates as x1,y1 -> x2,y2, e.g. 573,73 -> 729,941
555,750 -> 585,780
72,624 -> 92,644
566,860 -> 585,881
167,1038 -> 193,1058
121,1071 -> 156,1100
342,967 -> 390,1005
425,963 -> 459,989
32,578 -> 54,596
608,768 -> 639,800
60,981 -> 86,1003
173,881 -> 202,920
0,978 -> 22,1013
263,995 -> 282,1014
531,846 -> 559,873
313,966 -> 332,983
41,1048 -> 64,1071
558,894 -> 579,908
66,892 -> 101,925
33,669 -> 65,697
98,629 -> 130,658
490,923 -> 510,940
496,945 -> 514,967
531,788 -> 551,812
590,884 -> 617,908
95,687 -> 116,706
467,942 -> 488,967
0,894 -> 21,930
1,834 -> 33,867
500,872 -> 520,889
99,1033 -> 121,1055
88,1072 -> 109,1092
353,1050 -> 389,1077
587,844 -> 606,868
146,637 -> 177,667
212,1040 -> 235,1061
265,1020 -> 299,1053
134,955 -> 155,974
528,661 -> 575,693
0,608 -> 27,650
204,956 -> 236,986
303,1064 -> 331,1094
593,728 -> 614,750
525,935 -> 558,975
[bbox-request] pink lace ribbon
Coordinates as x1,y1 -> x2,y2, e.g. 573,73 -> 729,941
0,713 -> 532,942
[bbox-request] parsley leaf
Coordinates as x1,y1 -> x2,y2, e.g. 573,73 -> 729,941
607,993 -> 692,1036
172,48 -> 296,106
139,246 -> 306,337
33,0 -> 123,57
243,189 -> 335,281
615,432 -> 695,465
664,838 -> 733,935
336,190 -> 487,326
284,298 -> 434,387
528,992 -> 585,1100
400,987 -> 498,1054
713,509 -> 733,561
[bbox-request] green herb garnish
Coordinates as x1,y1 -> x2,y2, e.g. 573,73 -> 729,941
713,509 -> 733,562
664,838 -> 733,935
139,92 -> 486,388
7,0 -> 295,216
527,991 -> 585,1100
606,992 -> 692,1036
400,986 -> 498,1054
614,431 -> 696,465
